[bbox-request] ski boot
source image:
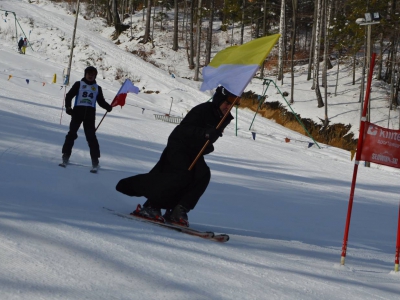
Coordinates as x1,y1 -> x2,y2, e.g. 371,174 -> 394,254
131,204 -> 165,223
163,205 -> 189,227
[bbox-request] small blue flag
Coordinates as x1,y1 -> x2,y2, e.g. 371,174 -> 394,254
252,132 -> 256,140
26,79 -> 29,84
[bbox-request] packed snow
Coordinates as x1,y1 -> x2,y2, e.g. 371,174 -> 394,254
1,1 -> 400,299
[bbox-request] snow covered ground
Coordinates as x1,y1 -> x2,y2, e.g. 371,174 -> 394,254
1,1 -> 400,299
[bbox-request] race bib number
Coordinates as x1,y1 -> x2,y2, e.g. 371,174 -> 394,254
75,82 -> 98,107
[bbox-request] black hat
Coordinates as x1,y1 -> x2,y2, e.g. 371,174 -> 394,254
212,86 -> 240,107
84,66 -> 98,78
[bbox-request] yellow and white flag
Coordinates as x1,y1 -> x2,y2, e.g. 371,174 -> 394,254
200,34 -> 280,96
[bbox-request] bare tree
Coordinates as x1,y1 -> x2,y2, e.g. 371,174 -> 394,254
290,0 -> 297,104
172,0 -> 179,51
111,0 -> 130,39
277,0 -> 286,81
240,0 -> 245,44
312,0 -> 324,107
188,0 -> 195,69
140,0 -> 152,43
194,0 -> 202,81
205,0 -> 215,65
262,0 -> 268,36
307,0 -> 318,81
322,0 -> 330,125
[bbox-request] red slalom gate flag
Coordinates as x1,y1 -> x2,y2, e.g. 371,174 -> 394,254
111,79 -> 140,107
360,122 -> 400,168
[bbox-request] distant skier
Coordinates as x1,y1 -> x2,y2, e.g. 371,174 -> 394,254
21,38 -> 28,54
61,66 -> 112,168
116,86 -> 240,226
18,37 -> 24,53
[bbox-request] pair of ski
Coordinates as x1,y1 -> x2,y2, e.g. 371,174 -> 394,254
103,207 -> 229,243
59,161 -> 99,173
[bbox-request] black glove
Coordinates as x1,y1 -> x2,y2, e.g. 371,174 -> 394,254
205,128 -> 222,143
65,107 -> 73,116
107,106 -> 112,113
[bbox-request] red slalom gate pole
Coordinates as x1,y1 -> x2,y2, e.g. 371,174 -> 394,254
395,202 -> 400,272
340,53 -> 377,266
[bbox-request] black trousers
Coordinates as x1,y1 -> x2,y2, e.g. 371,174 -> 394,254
116,147 -> 210,210
62,108 -> 100,159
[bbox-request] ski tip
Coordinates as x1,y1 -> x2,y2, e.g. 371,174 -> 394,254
214,234 -> 230,242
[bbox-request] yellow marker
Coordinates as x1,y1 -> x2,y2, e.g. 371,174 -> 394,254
52,74 -> 57,83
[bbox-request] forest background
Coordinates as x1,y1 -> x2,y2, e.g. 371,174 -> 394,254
57,0 -> 395,109
5,0 -> 398,150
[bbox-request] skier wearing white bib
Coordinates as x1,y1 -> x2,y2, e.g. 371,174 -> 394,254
61,66 -> 112,168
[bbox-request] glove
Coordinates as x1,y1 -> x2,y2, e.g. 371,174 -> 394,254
107,106 -> 112,113
65,107 -> 73,116
205,128 -> 222,144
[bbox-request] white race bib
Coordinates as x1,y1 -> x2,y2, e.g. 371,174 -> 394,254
75,81 -> 99,107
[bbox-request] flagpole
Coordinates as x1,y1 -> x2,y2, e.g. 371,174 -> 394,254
95,112 -> 108,132
188,96 -> 240,171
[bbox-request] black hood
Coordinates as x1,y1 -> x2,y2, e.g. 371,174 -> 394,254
212,86 -> 235,107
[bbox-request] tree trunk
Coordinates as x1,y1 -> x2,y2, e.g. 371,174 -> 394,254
151,0 -> 156,45
376,32 -> 383,80
141,0 -> 152,43
240,0 -> 245,44
194,0 -> 202,81
172,0 -> 179,51
334,53 -> 340,96
313,0 -> 324,108
205,0 -> 214,65
307,0 -> 318,81
352,51 -> 356,85
106,0 -> 113,25
323,0 -> 329,125
111,0 -> 130,39
262,0 -> 267,36
277,0 -> 286,81
188,0 -> 195,69
290,0 -> 297,104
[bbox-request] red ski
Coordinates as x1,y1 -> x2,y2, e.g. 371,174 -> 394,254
103,207 -> 229,242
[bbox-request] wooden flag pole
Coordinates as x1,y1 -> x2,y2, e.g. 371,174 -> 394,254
188,97 -> 240,171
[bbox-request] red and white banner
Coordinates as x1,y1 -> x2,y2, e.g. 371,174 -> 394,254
360,121 -> 400,168
111,79 -> 140,107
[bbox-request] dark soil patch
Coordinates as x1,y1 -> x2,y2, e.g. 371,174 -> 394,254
240,92 -> 357,151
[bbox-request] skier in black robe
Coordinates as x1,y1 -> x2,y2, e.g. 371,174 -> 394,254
116,86 -> 240,226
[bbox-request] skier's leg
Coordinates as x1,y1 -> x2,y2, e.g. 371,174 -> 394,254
62,115 -> 81,157
116,148 -> 193,208
177,156 -> 210,210
83,118 -> 100,161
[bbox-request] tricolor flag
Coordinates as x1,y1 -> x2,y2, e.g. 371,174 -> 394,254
200,34 -> 280,96
111,79 -> 140,107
